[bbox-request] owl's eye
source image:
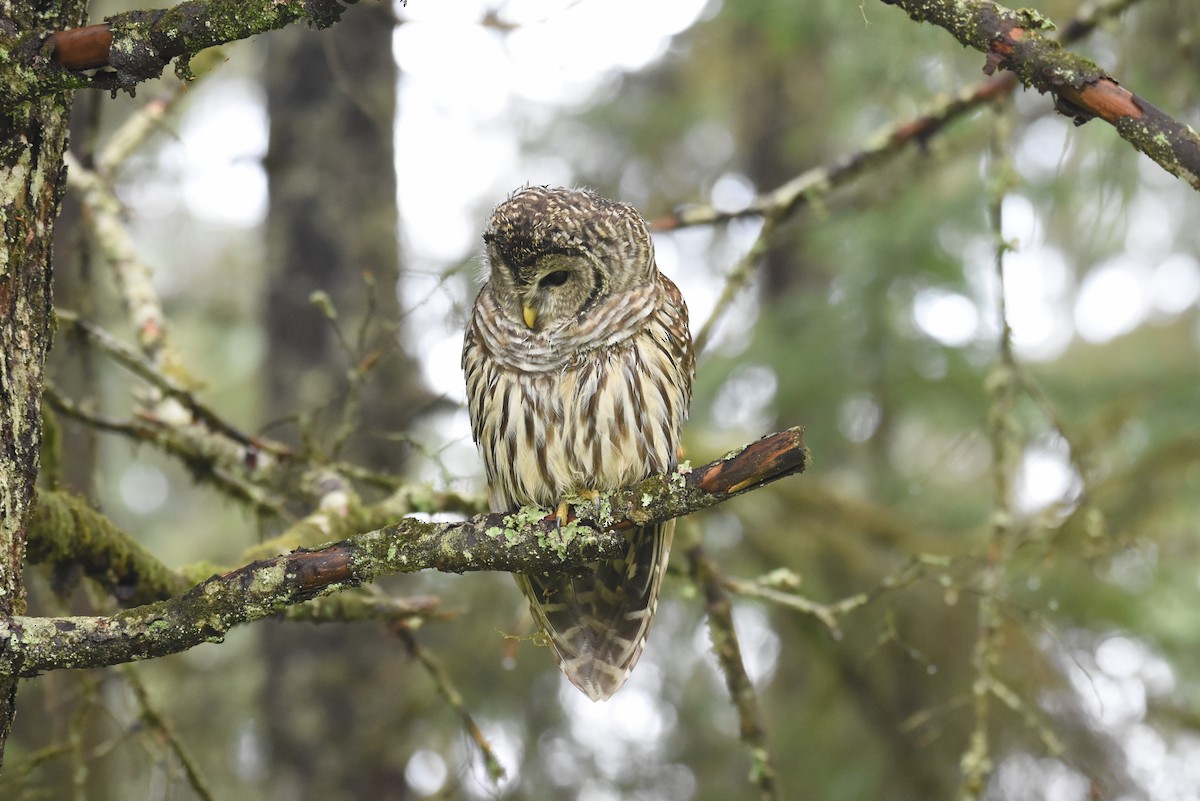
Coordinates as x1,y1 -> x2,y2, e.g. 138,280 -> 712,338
539,270 -> 570,288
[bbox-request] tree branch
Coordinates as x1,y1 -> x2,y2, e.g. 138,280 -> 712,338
64,153 -> 187,374
27,491 -> 189,606
880,0 -> 1200,190
1,428 -> 808,677
688,544 -> 782,801
55,310 -> 288,458
651,0 -> 1147,231
652,76 -> 1012,232
18,0 -> 376,99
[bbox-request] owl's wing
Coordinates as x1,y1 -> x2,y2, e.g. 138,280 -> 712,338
516,520 -> 674,702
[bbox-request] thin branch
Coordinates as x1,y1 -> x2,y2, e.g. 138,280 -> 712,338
670,0 -> 1144,358
987,677 -> 1064,758
651,0 -> 1145,232
653,77 -> 1008,232
44,383 -> 291,518
880,0 -> 1200,190
0,427 -> 808,677
722,554 -> 942,636
56,309 -> 287,456
688,544 -> 782,801
960,118 -> 1019,801
395,627 -> 506,786
122,666 -> 215,801
692,215 -> 776,355
64,153 -> 186,373
49,311 -> 488,527
95,86 -> 187,174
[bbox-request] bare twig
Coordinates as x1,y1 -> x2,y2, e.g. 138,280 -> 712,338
96,87 -> 187,174
122,666 -> 215,801
395,627 -> 506,785
44,383 -> 291,518
56,309 -> 287,456
688,544 -> 782,801
960,117 -> 1019,801
674,0 -> 1146,357
64,153 -> 185,373
650,77 -> 1010,232
692,215 -> 777,355
723,554 -> 941,636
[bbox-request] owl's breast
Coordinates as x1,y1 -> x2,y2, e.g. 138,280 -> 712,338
464,278 -> 692,514
466,330 -> 686,513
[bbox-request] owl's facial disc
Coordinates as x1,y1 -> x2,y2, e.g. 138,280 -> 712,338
519,257 -> 599,331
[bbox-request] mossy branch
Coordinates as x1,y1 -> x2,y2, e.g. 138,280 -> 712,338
27,491 -> 190,606
6,0 -> 377,102
1,428 -> 808,678
880,0 -> 1200,189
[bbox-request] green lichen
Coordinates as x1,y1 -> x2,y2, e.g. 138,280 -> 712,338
602,495 -> 615,524
1015,7 -> 1055,31
509,504 -> 549,528
536,518 -> 589,562
748,746 -> 774,783
250,560 -> 287,593
670,469 -> 688,490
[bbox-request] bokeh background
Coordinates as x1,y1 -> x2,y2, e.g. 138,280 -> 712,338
9,0 -> 1200,799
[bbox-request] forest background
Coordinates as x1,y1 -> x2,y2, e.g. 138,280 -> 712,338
2,0 -> 1200,799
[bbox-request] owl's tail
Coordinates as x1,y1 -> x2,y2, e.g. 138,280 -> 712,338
516,520 -> 674,701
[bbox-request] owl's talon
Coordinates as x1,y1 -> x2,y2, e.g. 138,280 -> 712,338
554,499 -> 571,528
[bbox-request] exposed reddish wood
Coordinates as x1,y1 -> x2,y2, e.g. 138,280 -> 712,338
279,547 -> 355,595
47,23 -> 113,70
692,428 -> 808,496
1066,78 -> 1142,124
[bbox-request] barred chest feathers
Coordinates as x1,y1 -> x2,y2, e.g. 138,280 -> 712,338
463,276 -> 691,513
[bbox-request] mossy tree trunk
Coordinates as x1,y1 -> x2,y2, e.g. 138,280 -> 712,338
0,0 -> 88,766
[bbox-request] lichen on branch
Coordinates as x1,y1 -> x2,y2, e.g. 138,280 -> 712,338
880,0 -> 1200,189
1,428 -> 808,678
4,0 -> 375,104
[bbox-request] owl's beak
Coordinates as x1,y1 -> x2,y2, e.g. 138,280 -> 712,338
522,305 -> 537,329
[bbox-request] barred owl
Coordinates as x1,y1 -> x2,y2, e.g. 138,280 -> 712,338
462,186 -> 695,701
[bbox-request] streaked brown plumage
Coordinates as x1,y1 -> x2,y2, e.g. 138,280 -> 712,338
462,186 -> 694,701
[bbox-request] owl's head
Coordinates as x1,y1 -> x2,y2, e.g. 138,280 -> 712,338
482,186 -> 656,332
